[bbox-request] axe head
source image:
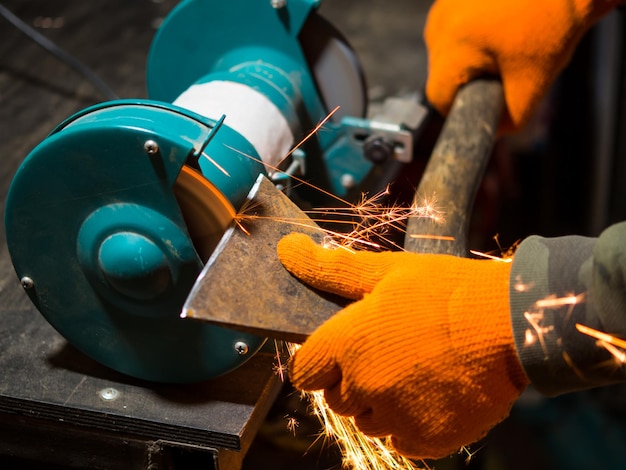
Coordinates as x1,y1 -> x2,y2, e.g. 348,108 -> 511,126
181,174 -> 346,343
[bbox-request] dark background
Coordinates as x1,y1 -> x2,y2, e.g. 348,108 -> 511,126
3,1 -> 626,469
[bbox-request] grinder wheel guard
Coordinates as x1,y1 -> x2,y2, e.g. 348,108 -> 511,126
4,101 -> 268,383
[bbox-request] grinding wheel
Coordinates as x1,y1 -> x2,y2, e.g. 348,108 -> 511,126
173,165 -> 236,262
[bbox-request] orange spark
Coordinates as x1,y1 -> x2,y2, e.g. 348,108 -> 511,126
287,345 -> 426,470
524,328 -> 537,346
513,276 -> 534,293
535,293 -> 585,308
492,234 -> 520,259
561,350 -> 587,381
469,250 -> 513,262
285,415 -> 300,435
598,341 -> 626,364
576,324 -> 626,349
523,311 -> 553,355
411,196 -> 445,224
411,234 -> 455,241
461,445 -> 485,466
201,151 -> 230,177
276,105 -> 340,168
272,339 -> 289,382
312,189 -> 444,252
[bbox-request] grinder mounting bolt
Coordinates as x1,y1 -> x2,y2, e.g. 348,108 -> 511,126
234,341 -> 249,355
99,387 -> 120,401
363,136 -> 394,164
143,140 -> 159,155
20,276 -> 34,290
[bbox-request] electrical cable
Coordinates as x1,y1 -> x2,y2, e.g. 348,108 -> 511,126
0,3 -> 119,100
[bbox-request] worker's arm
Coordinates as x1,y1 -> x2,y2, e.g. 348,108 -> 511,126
277,222 -> 626,459
509,221 -> 626,396
424,0 -> 621,133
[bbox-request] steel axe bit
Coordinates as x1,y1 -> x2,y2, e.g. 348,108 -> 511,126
181,174 -> 347,343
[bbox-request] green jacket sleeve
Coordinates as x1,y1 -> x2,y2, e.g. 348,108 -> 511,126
509,221 -> 626,396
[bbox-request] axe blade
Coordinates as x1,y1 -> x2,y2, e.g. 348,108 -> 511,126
181,174 -> 345,343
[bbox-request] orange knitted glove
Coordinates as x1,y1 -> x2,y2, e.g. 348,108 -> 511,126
278,233 -> 529,459
424,0 -> 620,133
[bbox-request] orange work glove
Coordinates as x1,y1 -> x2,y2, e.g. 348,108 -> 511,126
424,0 -> 620,133
277,233 -> 530,460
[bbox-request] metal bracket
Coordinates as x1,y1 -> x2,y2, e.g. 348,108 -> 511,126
341,96 -> 429,164
341,117 -> 413,163
270,148 -> 306,196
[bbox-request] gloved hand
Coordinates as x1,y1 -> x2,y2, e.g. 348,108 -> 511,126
277,233 -> 530,459
424,0 -> 620,133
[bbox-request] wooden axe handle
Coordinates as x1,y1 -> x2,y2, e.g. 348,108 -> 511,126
404,79 -> 504,256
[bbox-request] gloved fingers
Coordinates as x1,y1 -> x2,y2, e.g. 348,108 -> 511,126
424,41 -> 499,122
424,0 -> 499,119
423,0 -> 566,134
353,409 -> 393,438
289,335 -> 341,392
499,54 -> 571,132
426,41 -> 552,134
391,435 -> 433,460
356,402 -> 486,460
289,298 -> 374,398
277,233 -> 397,299
323,382 -> 370,418
288,304 -> 356,391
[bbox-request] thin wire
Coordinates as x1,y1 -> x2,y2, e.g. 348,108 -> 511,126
0,3 -> 119,100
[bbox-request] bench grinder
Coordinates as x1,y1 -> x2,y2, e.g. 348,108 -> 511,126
5,0 -> 419,383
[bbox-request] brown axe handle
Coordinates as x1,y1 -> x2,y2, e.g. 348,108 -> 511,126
404,79 -> 504,256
